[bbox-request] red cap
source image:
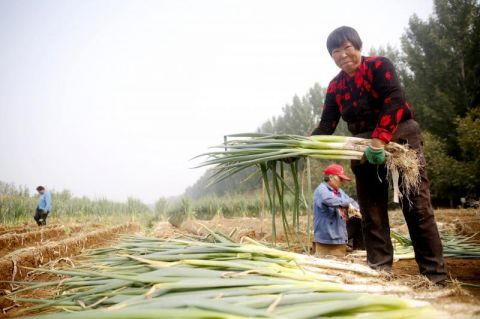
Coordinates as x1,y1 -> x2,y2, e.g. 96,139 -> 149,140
323,164 -> 351,181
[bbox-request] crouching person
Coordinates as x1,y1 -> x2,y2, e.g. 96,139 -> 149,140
313,164 -> 359,258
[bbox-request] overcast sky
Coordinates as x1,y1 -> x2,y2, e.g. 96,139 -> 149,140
0,0 -> 433,203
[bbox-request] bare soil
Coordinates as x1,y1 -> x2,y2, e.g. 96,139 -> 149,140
0,225 -> 82,257
0,222 -> 139,317
0,224 -> 63,236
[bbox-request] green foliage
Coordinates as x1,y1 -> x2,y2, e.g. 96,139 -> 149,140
0,182 -> 152,225
422,131 -> 460,204
63,226 -> 71,235
154,197 -> 168,220
401,0 -> 480,152
455,107 -> 480,195
167,192 -> 312,222
0,181 -> 30,197
0,191 -> 34,224
423,107 -> 480,205
126,197 -> 151,215
185,166 -> 261,200
457,107 -> 480,160
191,195 -> 221,219
166,196 -> 193,227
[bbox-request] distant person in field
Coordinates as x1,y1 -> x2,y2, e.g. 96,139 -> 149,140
34,186 -> 51,226
313,164 -> 362,257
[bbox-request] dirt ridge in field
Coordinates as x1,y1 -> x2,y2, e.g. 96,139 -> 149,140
0,222 -> 139,291
0,224 -> 63,237
0,225 -> 82,257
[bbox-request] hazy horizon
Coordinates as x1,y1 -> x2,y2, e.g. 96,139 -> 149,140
0,0 -> 433,203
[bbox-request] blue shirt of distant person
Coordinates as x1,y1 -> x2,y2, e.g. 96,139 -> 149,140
37,189 -> 52,212
313,164 -> 359,244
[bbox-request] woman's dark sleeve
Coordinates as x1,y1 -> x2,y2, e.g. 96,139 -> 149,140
371,57 -> 409,143
311,81 -> 340,136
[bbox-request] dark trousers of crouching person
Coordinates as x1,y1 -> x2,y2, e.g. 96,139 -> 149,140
34,208 -> 49,226
351,119 -> 447,283
347,216 -> 365,250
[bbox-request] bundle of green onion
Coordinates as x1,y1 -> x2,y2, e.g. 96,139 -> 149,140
197,133 -> 419,195
7,234 -> 434,318
391,230 -> 480,259
195,133 -> 420,246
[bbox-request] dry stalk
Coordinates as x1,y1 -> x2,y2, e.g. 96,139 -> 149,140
49,257 -> 75,269
266,294 -> 283,314
447,278 -> 470,296
77,300 -> 87,309
1,303 -> 19,314
10,259 -> 18,284
87,296 -> 108,308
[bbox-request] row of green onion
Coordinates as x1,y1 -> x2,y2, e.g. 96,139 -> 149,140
391,230 -> 480,259
5,232 -> 435,318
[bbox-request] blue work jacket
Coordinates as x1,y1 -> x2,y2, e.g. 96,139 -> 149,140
37,192 -> 52,212
313,182 -> 359,244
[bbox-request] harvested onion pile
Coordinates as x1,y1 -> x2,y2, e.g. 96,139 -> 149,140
7,233 -> 435,318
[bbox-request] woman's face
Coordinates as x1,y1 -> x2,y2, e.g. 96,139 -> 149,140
328,175 -> 342,190
331,41 -> 362,76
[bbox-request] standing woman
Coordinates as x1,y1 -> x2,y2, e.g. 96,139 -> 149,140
311,26 -> 447,285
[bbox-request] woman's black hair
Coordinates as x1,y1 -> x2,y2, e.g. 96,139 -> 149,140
326,26 -> 362,55
36,186 -> 45,191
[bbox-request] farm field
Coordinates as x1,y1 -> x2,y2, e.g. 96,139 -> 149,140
164,208 -> 480,318
0,208 -> 478,318
0,217 -> 140,317
2,0 -> 480,317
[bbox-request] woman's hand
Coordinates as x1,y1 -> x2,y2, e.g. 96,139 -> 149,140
371,138 -> 386,149
364,138 -> 386,164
